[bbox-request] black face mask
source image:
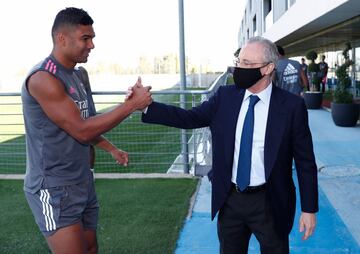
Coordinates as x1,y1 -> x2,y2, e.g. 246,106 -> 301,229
232,64 -> 268,89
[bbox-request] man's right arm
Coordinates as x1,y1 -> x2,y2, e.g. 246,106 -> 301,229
142,89 -> 219,129
27,71 -> 152,143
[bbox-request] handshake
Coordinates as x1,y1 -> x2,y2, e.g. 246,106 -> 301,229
125,77 -> 153,111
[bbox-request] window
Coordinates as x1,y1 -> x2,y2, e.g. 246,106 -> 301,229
245,9 -> 247,24
263,0 -> 273,32
253,15 -> 257,36
286,0 -> 296,10
263,0 -> 272,18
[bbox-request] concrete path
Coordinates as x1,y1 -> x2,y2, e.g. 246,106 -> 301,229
176,109 -> 360,254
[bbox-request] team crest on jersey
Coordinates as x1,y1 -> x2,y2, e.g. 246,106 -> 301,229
69,86 -> 77,94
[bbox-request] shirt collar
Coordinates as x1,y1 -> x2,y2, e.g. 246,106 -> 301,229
244,83 -> 272,106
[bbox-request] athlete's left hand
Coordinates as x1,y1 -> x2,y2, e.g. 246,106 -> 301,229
111,149 -> 129,167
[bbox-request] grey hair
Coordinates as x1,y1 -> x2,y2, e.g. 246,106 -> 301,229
247,36 -> 279,68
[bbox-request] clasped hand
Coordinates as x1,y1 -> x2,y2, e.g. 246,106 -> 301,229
125,77 -> 152,110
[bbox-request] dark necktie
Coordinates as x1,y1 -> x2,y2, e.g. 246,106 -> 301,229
236,95 -> 260,191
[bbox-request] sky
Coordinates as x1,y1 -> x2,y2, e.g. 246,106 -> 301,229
0,0 -> 244,88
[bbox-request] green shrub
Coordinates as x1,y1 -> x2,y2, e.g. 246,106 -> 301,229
306,50 -> 318,61
311,75 -> 322,91
306,50 -> 321,91
308,62 -> 319,73
333,43 -> 354,104
322,90 -> 333,101
333,86 -> 353,103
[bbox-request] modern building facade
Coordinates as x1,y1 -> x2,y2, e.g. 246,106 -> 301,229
237,0 -> 360,92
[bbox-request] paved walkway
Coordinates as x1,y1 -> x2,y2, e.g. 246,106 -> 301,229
175,109 -> 360,254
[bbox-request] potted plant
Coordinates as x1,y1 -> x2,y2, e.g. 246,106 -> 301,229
303,50 -> 323,109
331,43 -> 360,127
322,90 -> 333,108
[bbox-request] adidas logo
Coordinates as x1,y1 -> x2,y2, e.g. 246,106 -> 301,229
283,63 -> 298,76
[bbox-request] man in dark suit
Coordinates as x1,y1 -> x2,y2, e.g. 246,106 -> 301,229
140,36 -> 318,253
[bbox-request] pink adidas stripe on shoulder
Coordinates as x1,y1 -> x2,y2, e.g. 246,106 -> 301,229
49,62 -> 54,73
45,59 -> 51,70
45,59 -> 57,74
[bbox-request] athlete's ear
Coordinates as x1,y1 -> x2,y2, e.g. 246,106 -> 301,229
54,31 -> 66,47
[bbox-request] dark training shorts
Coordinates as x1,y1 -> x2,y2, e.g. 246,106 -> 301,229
24,173 -> 99,237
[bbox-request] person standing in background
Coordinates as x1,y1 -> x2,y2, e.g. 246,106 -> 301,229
275,45 -> 309,96
318,55 -> 329,92
301,58 -> 309,91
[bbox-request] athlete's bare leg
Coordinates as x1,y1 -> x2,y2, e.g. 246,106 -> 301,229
84,229 -> 98,254
46,222 -> 87,254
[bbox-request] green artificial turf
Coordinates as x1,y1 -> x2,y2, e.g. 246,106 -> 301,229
0,178 -> 199,253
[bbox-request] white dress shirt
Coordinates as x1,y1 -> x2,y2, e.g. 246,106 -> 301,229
231,83 -> 272,186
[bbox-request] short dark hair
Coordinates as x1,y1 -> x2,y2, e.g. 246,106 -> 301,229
276,45 -> 285,56
51,7 -> 93,40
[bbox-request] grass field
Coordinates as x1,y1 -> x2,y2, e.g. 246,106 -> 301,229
0,92 -> 202,174
0,178 -> 199,254
0,93 -> 201,254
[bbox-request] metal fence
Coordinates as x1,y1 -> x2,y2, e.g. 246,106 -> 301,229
0,72 -> 228,176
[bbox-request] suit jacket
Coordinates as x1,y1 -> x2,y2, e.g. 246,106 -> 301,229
142,84 -> 318,236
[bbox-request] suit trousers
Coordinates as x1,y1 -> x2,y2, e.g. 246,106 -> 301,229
217,187 -> 289,254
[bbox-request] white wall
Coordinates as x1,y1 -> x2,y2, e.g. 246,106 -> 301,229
238,0 -> 350,45
262,0 -> 348,42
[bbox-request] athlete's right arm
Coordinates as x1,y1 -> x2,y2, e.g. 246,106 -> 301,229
27,71 -> 152,144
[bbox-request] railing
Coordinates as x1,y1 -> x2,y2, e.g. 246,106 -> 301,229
0,72 -> 228,176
